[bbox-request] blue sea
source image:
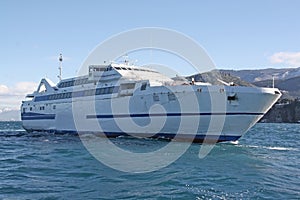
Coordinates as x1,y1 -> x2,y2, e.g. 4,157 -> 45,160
0,122 -> 299,199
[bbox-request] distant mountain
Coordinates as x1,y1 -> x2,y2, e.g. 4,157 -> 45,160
220,67 -> 300,83
0,110 -> 21,121
187,70 -> 253,86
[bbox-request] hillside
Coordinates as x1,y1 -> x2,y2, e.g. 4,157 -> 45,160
187,71 -> 253,86
261,99 -> 300,123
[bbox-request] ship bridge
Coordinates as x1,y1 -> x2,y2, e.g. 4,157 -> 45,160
88,63 -> 173,86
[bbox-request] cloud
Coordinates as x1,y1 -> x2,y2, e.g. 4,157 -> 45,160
13,82 -> 39,95
0,82 -> 38,110
0,85 -> 9,94
269,52 -> 300,67
0,107 -> 14,113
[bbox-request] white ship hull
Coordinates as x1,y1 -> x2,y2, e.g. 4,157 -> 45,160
21,83 -> 281,143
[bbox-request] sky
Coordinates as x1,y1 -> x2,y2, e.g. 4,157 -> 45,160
1,0 -> 300,112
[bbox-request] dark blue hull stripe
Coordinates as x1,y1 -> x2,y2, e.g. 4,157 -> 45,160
23,129 -> 241,143
21,112 -> 264,120
21,112 -> 56,120
86,112 -> 264,119
22,116 -> 55,120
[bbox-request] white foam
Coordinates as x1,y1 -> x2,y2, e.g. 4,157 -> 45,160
229,140 -> 239,145
264,146 -> 297,151
240,145 -> 298,151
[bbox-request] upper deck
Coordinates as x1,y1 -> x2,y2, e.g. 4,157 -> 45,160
22,63 -> 179,104
57,63 -> 173,89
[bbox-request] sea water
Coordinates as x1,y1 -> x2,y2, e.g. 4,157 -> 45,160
0,122 -> 299,199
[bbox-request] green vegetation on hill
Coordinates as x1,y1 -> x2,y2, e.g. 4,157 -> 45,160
261,98 -> 300,123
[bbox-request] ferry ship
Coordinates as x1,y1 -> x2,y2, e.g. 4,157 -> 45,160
21,62 -> 281,142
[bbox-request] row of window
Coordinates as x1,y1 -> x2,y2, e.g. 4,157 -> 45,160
23,104 -> 56,113
34,86 -> 119,102
89,65 -> 159,73
90,66 -> 113,72
153,93 -> 176,102
114,67 -> 159,73
58,67 -> 158,89
58,78 -> 90,88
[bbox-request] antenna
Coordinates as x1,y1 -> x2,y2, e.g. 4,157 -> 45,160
58,53 -> 63,81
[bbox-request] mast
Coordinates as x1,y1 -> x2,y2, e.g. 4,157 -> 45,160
58,53 -> 63,81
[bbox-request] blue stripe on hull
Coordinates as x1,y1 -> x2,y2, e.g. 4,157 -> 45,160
21,112 -> 56,120
21,112 -> 263,120
86,112 -> 264,119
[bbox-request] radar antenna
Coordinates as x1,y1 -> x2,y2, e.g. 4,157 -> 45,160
58,53 -> 63,81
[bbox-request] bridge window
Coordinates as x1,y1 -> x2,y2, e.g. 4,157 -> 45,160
120,83 -> 135,90
108,87 -> 114,94
141,83 -> 147,91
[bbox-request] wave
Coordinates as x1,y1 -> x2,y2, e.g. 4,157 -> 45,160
264,146 -> 297,151
0,129 -> 25,132
238,144 -> 298,151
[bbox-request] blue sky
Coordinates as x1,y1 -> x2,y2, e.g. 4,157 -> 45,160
1,0 -> 300,111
